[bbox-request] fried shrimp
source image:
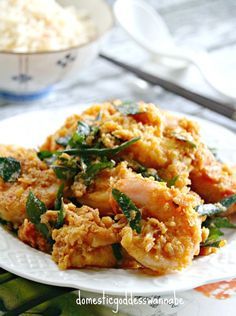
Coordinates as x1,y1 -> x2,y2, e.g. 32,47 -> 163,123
40,101 -> 200,188
190,144 -> 236,215
112,174 -> 202,274
52,204 -> 121,269
1,100 -> 235,274
77,161 -> 132,215
0,145 -> 60,225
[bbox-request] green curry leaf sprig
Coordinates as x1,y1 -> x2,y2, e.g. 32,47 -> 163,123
54,183 -> 65,210
56,121 -> 99,149
197,194 -> 236,248
201,217 -> 236,248
52,156 -> 80,181
115,101 -> 145,116
82,160 -> 115,186
38,119 -> 140,186
0,157 -> 21,182
196,194 -> 236,216
26,191 -> 51,241
112,243 -> 123,263
62,137 -> 140,158
26,189 -> 66,242
127,160 -> 163,182
112,188 -> 142,233
173,132 -> 196,148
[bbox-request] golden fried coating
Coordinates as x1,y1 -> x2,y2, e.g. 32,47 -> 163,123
112,173 -> 202,273
58,172 -> 202,273
40,110 -> 94,152
70,165 -> 203,274
0,145 -> 60,225
52,204 -> 120,269
18,218 -> 50,252
41,101 -> 235,214
77,161 -> 131,215
40,101 -> 200,188
1,100 -> 235,274
190,144 -> 236,215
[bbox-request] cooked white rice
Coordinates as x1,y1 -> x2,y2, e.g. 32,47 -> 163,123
0,0 -> 96,53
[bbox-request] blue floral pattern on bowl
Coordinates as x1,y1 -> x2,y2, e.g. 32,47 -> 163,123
12,73 -> 32,83
57,54 -> 76,68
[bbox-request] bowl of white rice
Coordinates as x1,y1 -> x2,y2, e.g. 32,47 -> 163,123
0,0 -> 113,101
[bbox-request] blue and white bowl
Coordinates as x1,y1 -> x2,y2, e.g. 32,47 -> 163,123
0,0 -> 113,101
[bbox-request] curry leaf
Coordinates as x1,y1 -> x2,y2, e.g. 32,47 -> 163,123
220,194 -> 236,208
112,188 -> 141,233
141,169 -> 163,182
90,126 -> 100,138
201,225 -> 223,248
37,151 -> 59,166
0,217 -> 11,227
201,240 -> 222,248
167,175 -> 179,188
207,226 -> 224,242
209,217 -> 236,228
35,223 -> 51,240
127,160 -> 163,182
0,217 -> 8,226
196,194 -> 236,216
53,166 -> 78,180
201,216 -> 236,248
116,101 -> 145,115
173,133 -> 196,148
195,203 -> 226,216
56,136 -> 71,147
77,121 -> 90,135
82,160 -> 115,186
26,191 -> 47,224
52,156 -> 79,180
0,157 -> 21,182
63,137 -> 140,157
112,243 -> 123,262
54,183 -> 65,210
37,151 -> 54,160
68,121 -> 90,148
54,199 -> 66,229
126,159 -> 146,173
206,217 -> 236,229
26,191 -> 49,239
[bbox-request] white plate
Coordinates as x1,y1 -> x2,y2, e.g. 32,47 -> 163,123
0,105 -> 236,296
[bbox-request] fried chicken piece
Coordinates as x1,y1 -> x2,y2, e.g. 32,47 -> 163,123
52,204 -> 121,269
0,145 -> 60,225
112,174 -> 203,274
190,144 -> 236,215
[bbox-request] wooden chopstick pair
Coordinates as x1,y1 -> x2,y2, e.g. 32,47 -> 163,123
99,54 -> 236,124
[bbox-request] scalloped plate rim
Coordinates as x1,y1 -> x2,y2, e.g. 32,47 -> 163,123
0,104 -> 235,296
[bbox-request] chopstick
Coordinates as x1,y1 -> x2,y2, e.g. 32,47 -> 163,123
99,53 -> 236,121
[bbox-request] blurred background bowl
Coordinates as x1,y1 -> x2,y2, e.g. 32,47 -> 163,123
0,0 -> 113,101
